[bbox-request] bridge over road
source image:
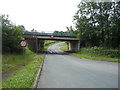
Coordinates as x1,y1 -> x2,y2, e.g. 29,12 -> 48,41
24,32 -> 80,53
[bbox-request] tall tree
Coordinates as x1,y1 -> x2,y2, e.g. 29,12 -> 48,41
73,1 -> 120,48
2,15 -> 24,53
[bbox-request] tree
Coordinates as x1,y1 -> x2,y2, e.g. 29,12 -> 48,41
73,1 -> 120,48
2,15 -> 24,53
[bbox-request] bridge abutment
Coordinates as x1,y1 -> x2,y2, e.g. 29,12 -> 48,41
24,35 -> 39,53
69,40 -> 80,52
25,38 -> 38,52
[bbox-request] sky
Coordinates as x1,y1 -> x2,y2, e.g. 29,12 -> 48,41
0,0 -> 81,33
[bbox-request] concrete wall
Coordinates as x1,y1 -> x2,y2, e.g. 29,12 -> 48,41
69,40 -> 80,52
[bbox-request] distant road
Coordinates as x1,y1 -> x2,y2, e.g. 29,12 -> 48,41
37,42 -> 118,88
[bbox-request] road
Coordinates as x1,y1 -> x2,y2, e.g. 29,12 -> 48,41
37,42 -> 118,88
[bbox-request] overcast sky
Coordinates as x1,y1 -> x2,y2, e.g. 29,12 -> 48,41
0,0 -> 80,32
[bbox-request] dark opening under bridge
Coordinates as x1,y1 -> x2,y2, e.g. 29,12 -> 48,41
24,32 -> 80,53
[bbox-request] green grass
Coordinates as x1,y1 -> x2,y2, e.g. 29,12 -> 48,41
59,44 -> 119,62
43,40 -> 59,50
2,54 -> 45,88
71,47 -> 120,62
81,47 -> 120,58
59,42 -> 68,51
58,42 -> 66,46
2,47 -> 36,73
60,46 -> 68,51
44,40 -> 57,45
72,52 -> 119,62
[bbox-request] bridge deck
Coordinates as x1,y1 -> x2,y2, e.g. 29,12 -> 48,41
24,34 -> 79,41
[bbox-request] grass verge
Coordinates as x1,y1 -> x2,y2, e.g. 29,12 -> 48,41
59,42 -> 68,51
43,40 -> 60,50
2,54 -> 45,88
59,43 -> 119,62
2,47 -> 36,73
72,52 -> 119,62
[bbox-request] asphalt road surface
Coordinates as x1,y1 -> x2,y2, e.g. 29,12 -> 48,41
37,42 -> 118,88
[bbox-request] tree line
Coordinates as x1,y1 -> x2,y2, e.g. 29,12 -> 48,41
53,31 -> 76,37
1,15 -> 25,53
73,1 -> 120,49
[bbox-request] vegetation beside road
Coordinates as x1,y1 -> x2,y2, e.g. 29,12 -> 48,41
2,15 -> 25,54
72,47 -> 119,62
65,2 -> 120,62
2,40 -> 58,88
2,47 -> 36,73
72,2 -> 120,49
43,40 -> 60,50
1,15 -> 45,88
59,43 -> 119,62
59,42 -> 68,51
2,54 -> 44,88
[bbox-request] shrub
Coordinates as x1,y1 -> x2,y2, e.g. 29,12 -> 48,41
81,47 -> 120,58
2,15 -> 24,53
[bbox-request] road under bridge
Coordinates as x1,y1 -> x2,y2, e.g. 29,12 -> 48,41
24,33 -> 80,53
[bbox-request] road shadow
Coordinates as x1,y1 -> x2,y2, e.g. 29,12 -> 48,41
38,50 -> 76,55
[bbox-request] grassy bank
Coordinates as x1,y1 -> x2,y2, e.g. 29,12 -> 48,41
59,42 -> 68,51
2,47 -> 36,73
43,40 -> 59,50
59,43 -> 119,62
2,47 -> 45,88
72,47 -> 119,62
2,54 -> 44,88
72,53 -> 119,62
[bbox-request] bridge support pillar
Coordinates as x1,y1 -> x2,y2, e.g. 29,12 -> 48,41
69,40 -> 80,52
25,36 -> 39,53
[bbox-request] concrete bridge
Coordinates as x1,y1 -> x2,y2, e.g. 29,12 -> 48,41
24,33 -> 80,53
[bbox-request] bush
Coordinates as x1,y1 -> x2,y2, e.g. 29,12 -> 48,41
81,47 -> 120,58
2,15 -> 24,53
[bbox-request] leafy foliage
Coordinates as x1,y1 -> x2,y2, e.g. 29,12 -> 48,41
53,31 -> 77,37
73,1 -> 120,48
2,15 -> 24,53
81,47 -> 120,58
